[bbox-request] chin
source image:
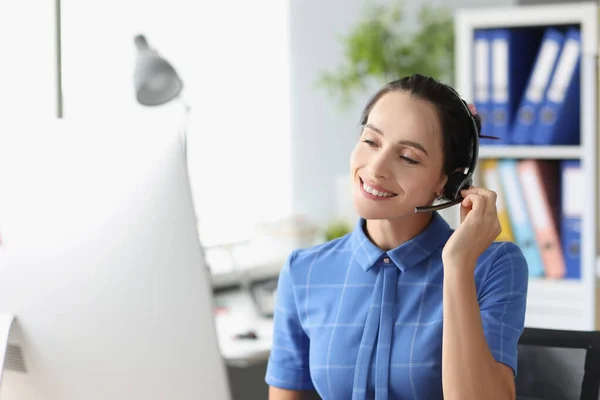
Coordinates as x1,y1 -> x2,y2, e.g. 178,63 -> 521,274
352,194 -> 412,221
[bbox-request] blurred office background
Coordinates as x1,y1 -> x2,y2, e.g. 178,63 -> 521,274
1,0 -> 596,398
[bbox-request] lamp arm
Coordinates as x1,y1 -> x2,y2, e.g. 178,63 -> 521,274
179,98 -> 191,163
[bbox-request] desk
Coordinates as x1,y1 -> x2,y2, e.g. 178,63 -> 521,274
215,289 -> 274,368
210,256 -> 284,290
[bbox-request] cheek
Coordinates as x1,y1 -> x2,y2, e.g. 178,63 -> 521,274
349,145 -> 363,171
398,169 -> 441,197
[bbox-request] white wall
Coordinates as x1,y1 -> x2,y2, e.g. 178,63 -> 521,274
289,0 -> 517,227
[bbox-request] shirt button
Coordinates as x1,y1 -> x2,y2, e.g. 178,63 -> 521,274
383,257 -> 390,263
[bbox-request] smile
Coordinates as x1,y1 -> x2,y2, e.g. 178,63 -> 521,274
360,179 -> 397,199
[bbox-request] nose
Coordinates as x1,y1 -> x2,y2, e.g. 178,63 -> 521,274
368,151 -> 390,180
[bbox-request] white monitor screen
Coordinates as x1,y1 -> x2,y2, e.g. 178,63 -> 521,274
0,119 -> 231,400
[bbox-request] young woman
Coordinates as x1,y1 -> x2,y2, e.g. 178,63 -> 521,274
266,74 -> 528,400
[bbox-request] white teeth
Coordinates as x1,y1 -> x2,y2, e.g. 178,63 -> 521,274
362,182 -> 395,197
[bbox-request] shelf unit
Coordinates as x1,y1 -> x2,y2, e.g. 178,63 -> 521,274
451,2 -> 598,331
479,146 -> 582,160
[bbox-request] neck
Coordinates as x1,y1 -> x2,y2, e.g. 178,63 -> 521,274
364,212 -> 434,251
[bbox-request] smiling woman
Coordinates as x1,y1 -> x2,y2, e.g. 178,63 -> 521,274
352,90 -> 447,226
266,74 -> 528,400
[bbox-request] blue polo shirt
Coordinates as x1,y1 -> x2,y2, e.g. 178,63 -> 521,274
265,212 -> 529,399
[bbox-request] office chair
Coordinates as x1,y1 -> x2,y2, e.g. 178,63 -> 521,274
515,327 -> 600,400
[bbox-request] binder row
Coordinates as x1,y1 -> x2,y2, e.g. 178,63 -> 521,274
481,159 -> 581,279
473,27 -> 581,146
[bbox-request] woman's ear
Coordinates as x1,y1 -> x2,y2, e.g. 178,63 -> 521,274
435,174 -> 448,199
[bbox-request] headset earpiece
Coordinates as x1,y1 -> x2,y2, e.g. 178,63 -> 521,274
443,171 -> 472,201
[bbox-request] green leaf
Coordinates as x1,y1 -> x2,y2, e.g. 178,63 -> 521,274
316,0 -> 455,109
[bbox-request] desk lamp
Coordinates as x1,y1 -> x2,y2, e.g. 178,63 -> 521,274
133,34 -> 191,156
133,34 -> 183,106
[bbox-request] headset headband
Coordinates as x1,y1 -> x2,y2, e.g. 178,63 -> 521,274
413,84 -> 480,213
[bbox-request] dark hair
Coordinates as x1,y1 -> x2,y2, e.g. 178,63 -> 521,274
359,74 -> 482,200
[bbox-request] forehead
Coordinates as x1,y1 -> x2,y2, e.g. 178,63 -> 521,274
366,91 -> 442,145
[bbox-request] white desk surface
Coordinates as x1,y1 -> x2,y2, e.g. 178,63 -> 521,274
214,289 -> 274,367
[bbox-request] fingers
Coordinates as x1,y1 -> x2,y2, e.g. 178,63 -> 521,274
460,187 -> 498,215
461,193 -> 484,213
461,186 -> 497,202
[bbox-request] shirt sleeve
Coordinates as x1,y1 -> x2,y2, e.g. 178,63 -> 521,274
265,250 -> 315,391
479,242 -> 529,376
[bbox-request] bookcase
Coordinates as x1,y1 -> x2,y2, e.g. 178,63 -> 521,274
451,2 -> 598,331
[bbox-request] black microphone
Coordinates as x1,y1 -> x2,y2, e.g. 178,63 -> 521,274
414,199 -> 462,213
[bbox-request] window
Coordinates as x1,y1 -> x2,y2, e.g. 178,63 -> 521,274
186,1 -> 293,247
60,1 -> 293,272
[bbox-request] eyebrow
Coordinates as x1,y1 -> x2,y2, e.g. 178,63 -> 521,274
364,123 -> 429,156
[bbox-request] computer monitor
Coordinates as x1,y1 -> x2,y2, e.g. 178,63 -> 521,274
0,118 -> 231,400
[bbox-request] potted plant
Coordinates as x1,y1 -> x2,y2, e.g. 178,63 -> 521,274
325,219 -> 353,241
316,1 -> 455,109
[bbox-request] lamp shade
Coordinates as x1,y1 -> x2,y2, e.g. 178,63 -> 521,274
133,35 -> 183,106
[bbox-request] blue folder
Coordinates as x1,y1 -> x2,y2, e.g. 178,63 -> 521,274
473,29 -> 493,142
489,29 -> 543,145
532,28 -> 581,145
560,160 -> 582,279
511,28 -> 565,145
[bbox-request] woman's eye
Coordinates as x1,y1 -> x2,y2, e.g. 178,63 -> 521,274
400,155 -> 419,165
362,139 -> 376,146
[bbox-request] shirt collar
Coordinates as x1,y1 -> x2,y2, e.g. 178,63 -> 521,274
350,212 -> 451,272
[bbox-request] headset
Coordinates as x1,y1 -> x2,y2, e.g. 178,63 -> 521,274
414,85 -> 481,214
